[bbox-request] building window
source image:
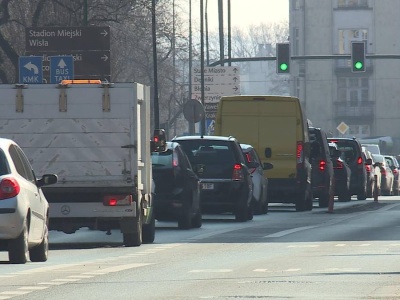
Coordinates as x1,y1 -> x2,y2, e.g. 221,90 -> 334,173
338,29 -> 368,54
348,125 -> 370,137
337,0 -> 368,8
337,77 -> 369,104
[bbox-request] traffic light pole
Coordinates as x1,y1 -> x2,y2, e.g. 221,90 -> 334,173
209,54 -> 400,67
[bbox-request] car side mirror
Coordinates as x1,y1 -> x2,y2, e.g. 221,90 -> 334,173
365,158 -> 372,165
263,162 -> 274,170
247,161 -> 259,169
264,147 -> 272,158
37,174 -> 58,187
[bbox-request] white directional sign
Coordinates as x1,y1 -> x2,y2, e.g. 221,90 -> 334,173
191,66 -> 240,104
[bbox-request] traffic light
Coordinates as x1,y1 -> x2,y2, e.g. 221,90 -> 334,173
276,43 -> 290,74
351,41 -> 366,72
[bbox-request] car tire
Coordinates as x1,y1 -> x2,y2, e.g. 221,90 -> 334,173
338,187 -> 351,202
318,193 -> 329,208
29,219 -> 49,262
235,200 -> 249,222
191,208 -> 202,229
122,206 -> 142,247
8,218 -> 29,264
142,209 -> 155,244
178,211 -> 192,229
357,184 -> 367,200
247,203 -> 254,220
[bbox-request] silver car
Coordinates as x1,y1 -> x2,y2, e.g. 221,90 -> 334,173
0,138 -> 57,264
240,144 -> 273,215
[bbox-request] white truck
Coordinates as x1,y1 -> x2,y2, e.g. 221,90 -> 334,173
0,80 -> 159,246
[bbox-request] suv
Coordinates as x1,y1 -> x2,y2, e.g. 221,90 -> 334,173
327,137 -> 368,200
151,142 -> 202,229
172,135 -> 255,222
309,127 -> 334,208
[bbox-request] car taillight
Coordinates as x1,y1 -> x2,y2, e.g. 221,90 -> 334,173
103,195 -> 132,206
0,177 -> 20,200
319,160 -> 326,171
381,168 -> 386,176
172,151 -> 179,167
357,156 -> 363,165
393,169 -> 398,175
365,165 -> 371,173
232,164 -> 244,181
296,141 -> 304,166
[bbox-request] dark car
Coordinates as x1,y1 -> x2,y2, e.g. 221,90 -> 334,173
329,142 -> 351,201
327,137 -> 368,200
309,127 -> 335,208
151,141 -> 202,229
384,155 -> 400,195
172,135 -> 255,222
240,144 -> 273,215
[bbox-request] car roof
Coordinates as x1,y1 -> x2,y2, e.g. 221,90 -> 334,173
0,138 -> 14,148
173,135 -> 237,141
239,143 -> 253,150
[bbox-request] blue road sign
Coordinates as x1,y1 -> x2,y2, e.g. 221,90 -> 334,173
19,56 -> 43,84
50,56 -> 74,84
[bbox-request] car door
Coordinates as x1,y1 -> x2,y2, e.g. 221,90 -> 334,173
9,145 -> 45,241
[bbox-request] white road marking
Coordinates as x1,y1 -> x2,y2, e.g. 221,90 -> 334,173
11,264 -> 79,275
335,244 -> 346,247
37,282 -> 67,285
359,244 -> 371,247
82,272 -> 106,275
287,245 -> 320,248
253,269 -> 269,272
18,286 -> 49,290
0,291 -> 31,295
264,226 -> 317,238
51,278 -> 81,282
68,275 -> 94,279
286,268 -> 301,272
189,269 -> 232,273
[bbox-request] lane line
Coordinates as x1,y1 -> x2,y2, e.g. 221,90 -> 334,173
264,226 -> 317,238
189,269 -> 232,273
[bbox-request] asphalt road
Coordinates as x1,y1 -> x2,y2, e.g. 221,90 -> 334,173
0,197 -> 399,300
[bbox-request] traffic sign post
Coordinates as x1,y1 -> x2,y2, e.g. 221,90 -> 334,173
19,56 -> 43,84
50,56 -> 74,84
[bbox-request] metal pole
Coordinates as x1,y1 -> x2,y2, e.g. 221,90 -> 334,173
200,0 -> 206,135
218,0 -> 224,66
188,0 -> 195,134
172,0 -> 176,136
83,0 -> 88,26
227,0 -> 231,66
152,0 -> 160,129
205,0 -> 210,66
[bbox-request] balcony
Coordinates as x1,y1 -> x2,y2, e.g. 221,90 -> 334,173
333,101 -> 375,120
335,59 -> 373,74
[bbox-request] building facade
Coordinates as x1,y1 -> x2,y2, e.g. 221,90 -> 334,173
289,0 -> 400,144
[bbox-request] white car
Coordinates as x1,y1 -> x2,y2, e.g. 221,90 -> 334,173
0,138 -> 57,264
240,144 -> 273,215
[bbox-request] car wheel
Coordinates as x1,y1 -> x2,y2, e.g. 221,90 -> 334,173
8,218 -> 29,264
142,209 -> 155,244
123,206 -> 142,247
318,193 -> 329,208
338,187 -> 351,202
29,219 -> 49,262
247,203 -> 254,220
191,208 -> 202,229
235,199 -> 249,222
357,187 -> 367,200
178,211 -> 192,229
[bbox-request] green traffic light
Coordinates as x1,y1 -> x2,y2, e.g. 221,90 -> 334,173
280,63 -> 288,71
355,61 -> 363,70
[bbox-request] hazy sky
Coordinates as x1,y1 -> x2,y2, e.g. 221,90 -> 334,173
189,0 -> 289,32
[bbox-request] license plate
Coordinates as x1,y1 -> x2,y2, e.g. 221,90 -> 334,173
202,183 -> 214,190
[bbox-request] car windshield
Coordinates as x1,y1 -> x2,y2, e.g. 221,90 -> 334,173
332,142 -> 358,164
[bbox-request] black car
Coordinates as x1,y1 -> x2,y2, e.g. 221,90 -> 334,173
151,141 -> 202,229
172,135 -> 255,222
327,137 -> 368,200
309,127 -> 335,208
329,142 -> 351,201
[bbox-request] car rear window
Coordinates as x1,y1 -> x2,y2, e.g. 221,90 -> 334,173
151,149 -> 172,168
329,140 -> 360,164
0,150 -> 10,176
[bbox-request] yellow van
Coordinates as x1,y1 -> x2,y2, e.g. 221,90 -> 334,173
214,95 -> 313,211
